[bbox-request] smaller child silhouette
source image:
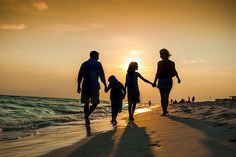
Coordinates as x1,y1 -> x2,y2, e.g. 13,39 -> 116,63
106,75 -> 126,125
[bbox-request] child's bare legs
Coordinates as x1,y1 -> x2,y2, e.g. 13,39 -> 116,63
113,112 -> 118,125
128,103 -> 136,121
111,102 -> 119,125
131,103 -> 136,120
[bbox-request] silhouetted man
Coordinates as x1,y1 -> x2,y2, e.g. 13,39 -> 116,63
77,51 -> 107,125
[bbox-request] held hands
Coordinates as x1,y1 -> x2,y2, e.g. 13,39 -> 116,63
148,81 -> 156,87
104,86 -> 108,93
177,78 -> 181,84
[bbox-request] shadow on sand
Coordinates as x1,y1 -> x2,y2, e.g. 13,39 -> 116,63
168,115 -> 236,157
68,122 -> 155,157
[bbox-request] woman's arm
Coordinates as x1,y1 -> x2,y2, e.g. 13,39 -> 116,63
153,62 -> 160,86
137,72 -> 153,85
175,72 -> 181,83
173,62 -> 181,84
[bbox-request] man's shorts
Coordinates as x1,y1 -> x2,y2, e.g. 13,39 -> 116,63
81,89 -> 100,104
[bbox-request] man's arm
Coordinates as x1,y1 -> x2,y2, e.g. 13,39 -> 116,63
98,63 -> 107,91
77,65 -> 84,94
105,83 -> 111,93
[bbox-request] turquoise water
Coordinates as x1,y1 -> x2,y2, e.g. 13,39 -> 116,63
0,95 -> 153,141
0,95 -> 114,140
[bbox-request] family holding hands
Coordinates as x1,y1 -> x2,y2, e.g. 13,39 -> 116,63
77,49 -> 181,125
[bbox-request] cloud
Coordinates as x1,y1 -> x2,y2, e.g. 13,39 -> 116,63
50,24 -> 88,35
0,23 -> 26,30
183,59 -> 206,64
32,1 -> 48,11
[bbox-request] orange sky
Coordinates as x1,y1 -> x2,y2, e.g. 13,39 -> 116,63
0,0 -> 236,102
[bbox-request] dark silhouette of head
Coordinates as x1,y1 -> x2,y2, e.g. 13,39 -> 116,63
127,62 -> 138,73
108,75 -> 116,83
90,50 -> 99,60
160,48 -> 171,60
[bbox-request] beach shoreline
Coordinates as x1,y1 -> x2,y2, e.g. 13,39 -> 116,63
0,103 -> 155,157
0,116 -> 120,157
1,102 -> 236,157
41,102 -> 236,157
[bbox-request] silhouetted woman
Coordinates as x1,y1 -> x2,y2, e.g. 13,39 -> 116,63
153,49 -> 181,116
125,62 -> 153,121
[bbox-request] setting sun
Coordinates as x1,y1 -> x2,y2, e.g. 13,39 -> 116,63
121,50 -> 143,71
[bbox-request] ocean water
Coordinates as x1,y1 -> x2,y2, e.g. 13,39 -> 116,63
0,95 -> 124,141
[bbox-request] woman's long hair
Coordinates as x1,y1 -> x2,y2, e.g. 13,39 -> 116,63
127,62 -> 138,73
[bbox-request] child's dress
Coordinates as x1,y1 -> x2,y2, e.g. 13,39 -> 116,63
126,72 -> 141,104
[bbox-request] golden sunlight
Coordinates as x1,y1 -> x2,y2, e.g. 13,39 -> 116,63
121,50 -> 143,71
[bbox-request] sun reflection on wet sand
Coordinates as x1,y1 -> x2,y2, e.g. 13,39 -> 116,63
135,108 -> 152,114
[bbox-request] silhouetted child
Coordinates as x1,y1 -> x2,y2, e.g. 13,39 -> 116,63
192,96 -> 195,103
106,75 -> 126,125
125,62 -> 153,121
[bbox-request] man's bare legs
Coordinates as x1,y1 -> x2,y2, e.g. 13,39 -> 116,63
84,103 -> 98,125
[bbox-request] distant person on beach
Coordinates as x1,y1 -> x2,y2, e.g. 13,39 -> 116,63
77,50 -> 107,125
192,96 -> 195,103
153,49 -> 181,116
105,75 -> 126,125
125,62 -> 153,121
149,101 -> 152,107
187,96 -> 191,103
179,98 -> 186,103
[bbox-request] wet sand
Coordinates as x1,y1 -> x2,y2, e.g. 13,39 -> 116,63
40,103 -> 236,157
0,118 -> 116,157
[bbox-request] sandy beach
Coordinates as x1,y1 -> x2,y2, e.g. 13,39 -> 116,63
40,102 -> 236,157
